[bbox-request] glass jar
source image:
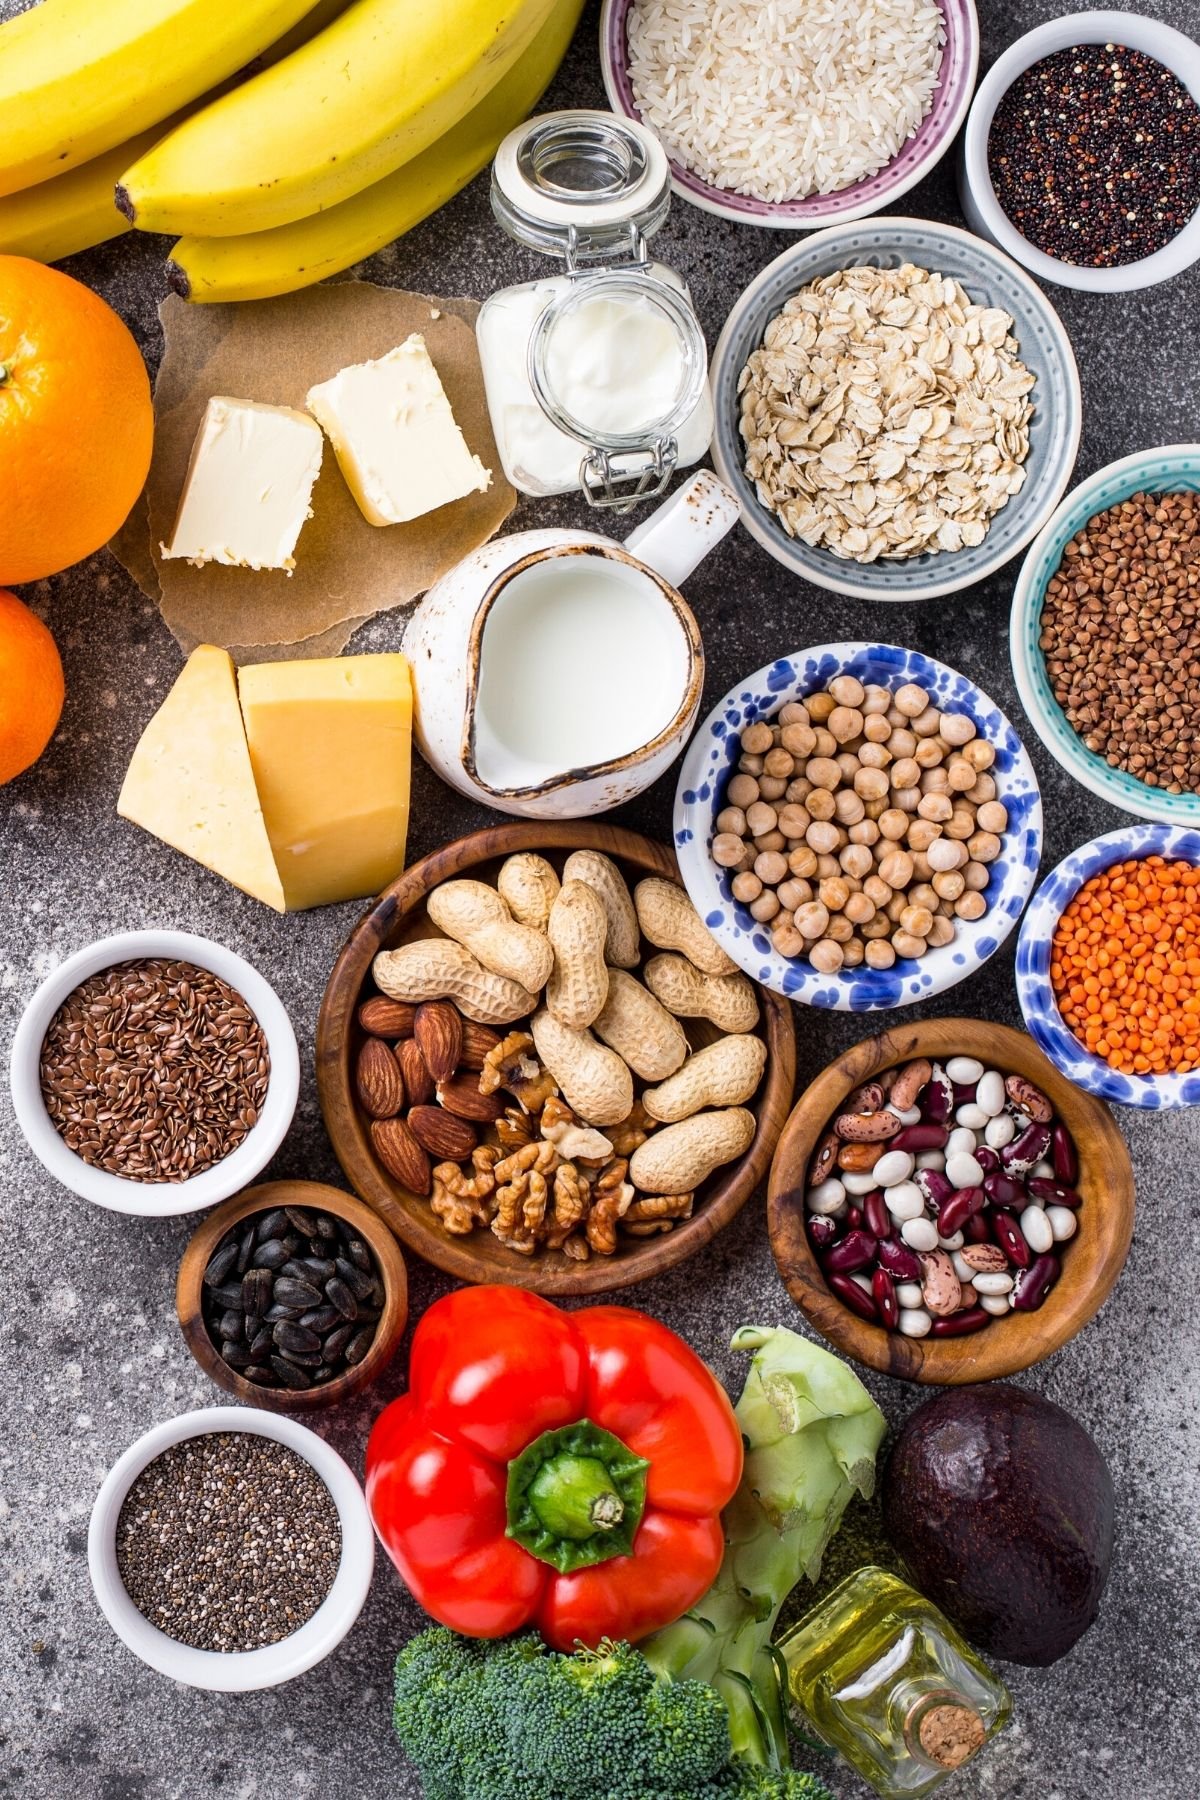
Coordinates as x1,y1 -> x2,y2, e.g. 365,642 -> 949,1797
476,110 -> 713,508
777,1568 -> 1011,1799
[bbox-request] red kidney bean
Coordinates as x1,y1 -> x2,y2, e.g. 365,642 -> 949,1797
806,1215 -> 840,1250
808,1132 -> 839,1188
1012,1253 -> 1060,1311
827,1271 -> 879,1320
951,1081 -> 977,1105
991,1209 -> 1032,1269
1000,1122 -> 1052,1175
937,1185 -> 984,1237
1027,1177 -> 1082,1210
864,1190 -> 893,1241
974,1146 -> 999,1173
983,1170 -> 1024,1208
923,1064 -> 954,1123
931,1306 -> 991,1336
1052,1121 -> 1079,1186
872,1268 -> 899,1329
846,1205 -> 864,1232
877,1239 -> 923,1280
890,1122 -> 949,1152
915,1168 -> 954,1206
965,1212 -> 992,1244
823,1230 -> 877,1275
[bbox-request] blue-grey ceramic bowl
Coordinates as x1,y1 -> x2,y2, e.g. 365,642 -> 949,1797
709,217 -> 1081,600
674,643 -> 1043,1009
1015,822 -> 1200,1108
1010,445 -> 1200,825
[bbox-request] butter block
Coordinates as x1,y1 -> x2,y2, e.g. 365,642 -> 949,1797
237,654 -> 412,910
305,335 -> 490,527
118,645 -> 287,912
161,395 -> 323,572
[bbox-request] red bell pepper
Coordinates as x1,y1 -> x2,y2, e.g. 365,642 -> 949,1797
365,1284 -> 743,1651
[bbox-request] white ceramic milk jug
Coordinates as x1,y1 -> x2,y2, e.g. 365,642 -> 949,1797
403,470 -> 740,819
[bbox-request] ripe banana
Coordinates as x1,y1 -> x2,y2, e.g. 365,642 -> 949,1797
0,0 -> 323,199
166,0 -> 584,303
118,0 -> 564,238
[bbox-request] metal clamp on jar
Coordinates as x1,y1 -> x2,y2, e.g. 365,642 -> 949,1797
476,110 -> 713,509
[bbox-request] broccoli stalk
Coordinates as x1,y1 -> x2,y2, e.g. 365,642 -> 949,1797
641,1324 -> 887,1770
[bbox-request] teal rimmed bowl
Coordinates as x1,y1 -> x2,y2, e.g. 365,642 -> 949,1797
1010,445 -> 1200,824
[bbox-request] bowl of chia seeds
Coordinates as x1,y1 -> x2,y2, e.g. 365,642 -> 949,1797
88,1407 -> 374,1690
959,11 -> 1200,293
8,929 -> 300,1215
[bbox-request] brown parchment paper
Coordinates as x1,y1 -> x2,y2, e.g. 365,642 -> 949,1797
110,283 -> 513,657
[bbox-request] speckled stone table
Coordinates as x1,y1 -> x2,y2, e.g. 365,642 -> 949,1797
2,3 -> 1198,1796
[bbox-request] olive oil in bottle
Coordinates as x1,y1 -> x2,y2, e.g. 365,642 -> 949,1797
777,1567 -> 1010,1799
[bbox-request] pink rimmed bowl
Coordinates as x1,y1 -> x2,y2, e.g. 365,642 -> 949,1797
598,0 -> 980,228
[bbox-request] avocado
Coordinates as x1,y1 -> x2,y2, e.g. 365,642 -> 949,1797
882,1384 -> 1114,1666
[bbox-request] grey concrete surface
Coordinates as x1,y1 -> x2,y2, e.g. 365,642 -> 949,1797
1,3 -> 1198,1796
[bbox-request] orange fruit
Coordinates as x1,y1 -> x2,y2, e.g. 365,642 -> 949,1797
0,256 -> 153,584
0,588 -> 64,784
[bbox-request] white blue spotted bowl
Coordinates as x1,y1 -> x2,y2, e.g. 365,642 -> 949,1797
1010,445 -> 1200,825
708,216 -> 1081,601
1016,823 -> 1200,1108
674,643 -> 1043,1010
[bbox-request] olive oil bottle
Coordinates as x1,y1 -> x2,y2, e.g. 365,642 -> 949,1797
777,1567 -> 1011,1798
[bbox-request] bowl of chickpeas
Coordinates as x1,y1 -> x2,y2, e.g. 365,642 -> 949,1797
673,642 -> 1043,1008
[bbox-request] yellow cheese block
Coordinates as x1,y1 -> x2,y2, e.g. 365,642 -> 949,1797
238,654 -> 412,910
117,645 -> 287,912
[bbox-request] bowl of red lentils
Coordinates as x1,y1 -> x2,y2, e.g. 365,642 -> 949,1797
959,11 -> 1200,293
1010,444 -> 1200,824
1016,823 -> 1200,1107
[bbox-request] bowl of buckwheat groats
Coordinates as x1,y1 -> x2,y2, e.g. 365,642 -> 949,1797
1011,444 -> 1200,825
673,643 -> 1043,1008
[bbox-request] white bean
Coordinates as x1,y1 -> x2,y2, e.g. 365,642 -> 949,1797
1046,1205 -> 1078,1243
1020,1205 -> 1054,1254
980,1294 -> 1011,1316
972,1271 -> 1015,1296
898,1308 -> 933,1338
850,1273 -> 874,1296
896,1104 -> 922,1127
884,1181 -> 925,1221
808,1178 -> 845,1214
901,1216 -> 939,1251
976,1070 -> 1007,1116
984,1113 -> 1017,1149
956,1103 -> 989,1130
874,1149 -> 916,1187
951,1251 -> 973,1282
947,1127 -> 978,1156
896,1281 -> 925,1308
842,1170 -> 881,1196
946,1150 -> 985,1189
1031,1160 -> 1055,1180
937,1230 -> 965,1251
946,1056 -> 984,1084
915,1149 -> 946,1171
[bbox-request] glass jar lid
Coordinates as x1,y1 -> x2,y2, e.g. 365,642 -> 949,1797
491,109 -> 672,263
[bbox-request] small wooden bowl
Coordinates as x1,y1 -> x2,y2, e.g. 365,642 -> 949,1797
316,822 -> 796,1295
177,1179 -> 408,1413
768,1018 -> 1135,1384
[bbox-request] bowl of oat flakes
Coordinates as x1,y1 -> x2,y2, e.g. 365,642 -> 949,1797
709,217 -> 1081,601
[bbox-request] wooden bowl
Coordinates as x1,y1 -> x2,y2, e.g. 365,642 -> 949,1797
768,1018 -> 1135,1384
316,822 -> 796,1295
176,1179 -> 408,1413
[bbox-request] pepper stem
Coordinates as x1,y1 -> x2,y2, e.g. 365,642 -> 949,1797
528,1453 -> 625,1541
506,1420 -> 649,1575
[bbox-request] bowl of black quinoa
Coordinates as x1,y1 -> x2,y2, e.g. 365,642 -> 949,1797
88,1406 -> 374,1690
959,10 -> 1200,292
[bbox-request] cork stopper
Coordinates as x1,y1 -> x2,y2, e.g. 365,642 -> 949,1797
916,1703 -> 986,1769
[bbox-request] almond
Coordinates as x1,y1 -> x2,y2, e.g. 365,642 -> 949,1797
436,1073 -> 506,1123
415,999 -> 463,1082
358,996 -> 416,1039
397,1037 -> 435,1107
408,1105 -> 478,1160
370,1116 -> 432,1195
458,1019 -> 503,1072
355,1037 -> 405,1119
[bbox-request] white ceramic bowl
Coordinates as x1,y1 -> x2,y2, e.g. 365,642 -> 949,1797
959,11 -> 1200,293
673,643 -> 1042,1009
9,930 -> 299,1216
89,1406 -> 374,1690
1010,444 -> 1200,825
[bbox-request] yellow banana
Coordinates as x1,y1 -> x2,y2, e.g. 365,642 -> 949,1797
118,0 -> 564,238
167,0 -> 584,302
0,0 -> 324,200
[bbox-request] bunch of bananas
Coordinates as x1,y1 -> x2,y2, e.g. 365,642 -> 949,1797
0,0 -> 584,300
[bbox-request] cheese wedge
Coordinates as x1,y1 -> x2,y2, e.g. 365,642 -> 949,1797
237,654 -> 412,910
117,645 -> 287,912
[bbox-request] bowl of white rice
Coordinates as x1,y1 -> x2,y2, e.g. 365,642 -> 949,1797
599,0 -> 979,227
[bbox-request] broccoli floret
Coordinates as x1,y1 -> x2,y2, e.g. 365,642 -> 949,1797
393,1628 -> 831,1800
